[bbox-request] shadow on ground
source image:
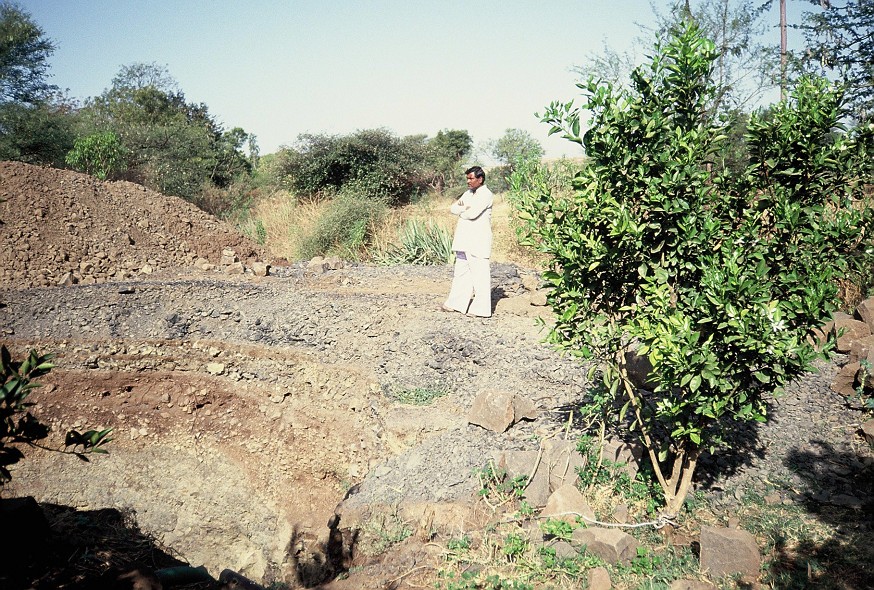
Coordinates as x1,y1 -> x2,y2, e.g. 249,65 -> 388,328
762,441 -> 874,589
0,499 -> 209,590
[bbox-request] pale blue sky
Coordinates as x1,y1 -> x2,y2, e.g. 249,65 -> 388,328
21,1 -> 804,160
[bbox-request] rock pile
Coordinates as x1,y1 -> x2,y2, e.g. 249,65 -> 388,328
827,297 -> 874,437
0,161 -> 264,289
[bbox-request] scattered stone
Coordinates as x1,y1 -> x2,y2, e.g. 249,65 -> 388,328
57,271 -> 75,286
601,437 -> 643,479
547,539 -> 577,559
468,389 -> 515,433
573,527 -> 639,565
831,312 -> 872,353
496,450 -> 551,506
250,261 -> 270,277
543,438 -> 586,491
854,296 -> 874,331
588,566 -> 612,590
324,256 -> 344,270
513,395 -> 539,422
849,334 -> 874,364
612,503 -> 629,524
307,256 -> 329,273
862,420 -> 874,448
830,362 -> 860,396
698,526 -> 761,578
541,484 -> 595,525
205,362 -> 226,375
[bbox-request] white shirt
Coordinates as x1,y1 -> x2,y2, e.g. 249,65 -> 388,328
450,185 -> 493,258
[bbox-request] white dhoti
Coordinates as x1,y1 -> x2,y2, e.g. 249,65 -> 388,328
444,251 -> 491,317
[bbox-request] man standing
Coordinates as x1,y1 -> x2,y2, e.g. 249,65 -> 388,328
442,166 -> 493,317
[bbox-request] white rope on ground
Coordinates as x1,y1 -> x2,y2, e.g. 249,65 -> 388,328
493,510 -> 677,529
532,510 -> 678,529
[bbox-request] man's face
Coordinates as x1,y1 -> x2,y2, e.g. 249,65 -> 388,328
466,172 -> 483,190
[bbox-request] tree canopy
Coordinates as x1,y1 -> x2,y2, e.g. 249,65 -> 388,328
0,1 -> 56,104
512,20 -> 874,515
798,0 -> 874,120
489,128 -> 545,170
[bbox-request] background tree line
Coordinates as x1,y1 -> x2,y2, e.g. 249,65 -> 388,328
1,0 -> 872,259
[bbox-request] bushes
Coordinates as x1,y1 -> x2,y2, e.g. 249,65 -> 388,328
65,131 -> 127,180
511,22 -> 874,515
297,192 -> 388,260
276,129 -> 430,206
1,346 -> 111,485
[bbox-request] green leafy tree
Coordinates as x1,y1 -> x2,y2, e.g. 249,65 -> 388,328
0,1 -> 56,104
78,63 -> 257,204
489,128 -> 545,170
0,98 -> 75,165
65,130 -> 127,180
511,22 -> 873,515
0,4 -> 77,165
797,0 -> 874,120
1,346 -> 111,485
276,128 -> 430,204
425,129 -> 473,193
574,0 -> 775,114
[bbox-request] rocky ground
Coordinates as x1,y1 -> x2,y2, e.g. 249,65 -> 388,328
1,162 -> 872,589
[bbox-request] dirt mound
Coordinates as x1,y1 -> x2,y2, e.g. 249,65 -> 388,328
0,161 -> 263,290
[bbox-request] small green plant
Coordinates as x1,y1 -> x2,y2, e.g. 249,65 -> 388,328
65,131 -> 127,180
356,510 -> 413,556
501,533 -> 528,560
298,192 -> 387,259
854,359 -> 874,413
437,570 -> 534,590
384,382 -> 450,406
539,518 -> 575,540
1,346 -> 112,484
446,535 -> 472,554
575,435 -> 661,513
375,218 -> 453,265
475,462 -> 529,506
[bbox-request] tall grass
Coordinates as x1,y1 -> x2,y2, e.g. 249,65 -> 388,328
248,186 -> 546,266
374,219 -> 453,265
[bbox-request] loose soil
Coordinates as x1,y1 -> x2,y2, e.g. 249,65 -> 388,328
1,162 -> 872,589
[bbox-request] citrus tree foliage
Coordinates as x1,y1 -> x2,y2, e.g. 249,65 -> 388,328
797,0 -> 874,120
65,131 -> 127,180
511,22 -> 874,515
275,128 -> 432,205
78,63 -> 257,202
1,346 -> 111,485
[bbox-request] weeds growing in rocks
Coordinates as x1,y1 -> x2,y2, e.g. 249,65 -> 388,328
356,510 -> 414,557
384,382 -> 451,406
